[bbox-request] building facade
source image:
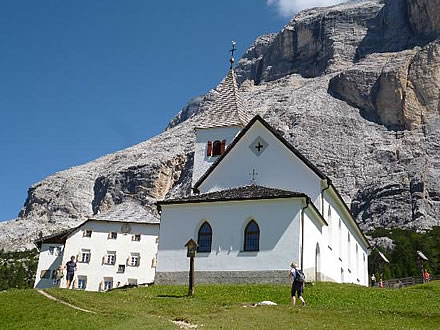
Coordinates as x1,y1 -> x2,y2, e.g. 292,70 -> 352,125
34,201 -> 159,291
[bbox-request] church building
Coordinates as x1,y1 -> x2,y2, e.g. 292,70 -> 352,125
155,67 -> 370,285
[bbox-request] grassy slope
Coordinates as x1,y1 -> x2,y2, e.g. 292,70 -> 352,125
1,282 -> 440,329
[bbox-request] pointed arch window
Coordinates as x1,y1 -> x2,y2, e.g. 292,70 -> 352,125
244,220 -> 260,251
197,222 -> 212,253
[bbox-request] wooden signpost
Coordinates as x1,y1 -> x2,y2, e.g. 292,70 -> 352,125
185,239 -> 198,296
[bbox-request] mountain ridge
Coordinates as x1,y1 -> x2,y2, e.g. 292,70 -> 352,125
1,0 -> 439,250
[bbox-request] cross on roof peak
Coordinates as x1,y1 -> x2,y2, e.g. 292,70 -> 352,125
229,41 -> 236,69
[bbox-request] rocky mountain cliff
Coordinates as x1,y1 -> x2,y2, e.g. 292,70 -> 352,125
1,0 -> 439,250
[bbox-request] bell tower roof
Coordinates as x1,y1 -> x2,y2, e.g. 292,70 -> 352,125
197,68 -> 249,129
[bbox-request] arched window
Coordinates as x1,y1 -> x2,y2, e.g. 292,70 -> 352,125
347,232 -> 351,269
338,219 -> 342,259
212,140 -> 221,156
244,220 -> 260,251
197,222 -> 212,252
327,206 -> 332,247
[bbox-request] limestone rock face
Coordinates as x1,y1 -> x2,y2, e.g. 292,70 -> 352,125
329,41 -> 440,129
1,0 -> 440,250
408,0 -> 440,40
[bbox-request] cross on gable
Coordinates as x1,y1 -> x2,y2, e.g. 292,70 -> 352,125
249,169 -> 258,184
249,136 -> 268,157
255,143 -> 264,152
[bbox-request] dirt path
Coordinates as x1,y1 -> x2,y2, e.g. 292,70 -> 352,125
36,289 -> 96,314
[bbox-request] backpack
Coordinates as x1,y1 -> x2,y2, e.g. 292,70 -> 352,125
295,269 -> 305,282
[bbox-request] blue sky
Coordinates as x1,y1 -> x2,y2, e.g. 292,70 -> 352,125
0,0 -> 341,221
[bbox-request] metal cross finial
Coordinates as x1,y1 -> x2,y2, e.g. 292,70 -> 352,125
229,41 -> 236,69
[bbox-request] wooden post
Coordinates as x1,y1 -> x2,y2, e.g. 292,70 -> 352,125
189,256 -> 195,296
185,239 -> 197,297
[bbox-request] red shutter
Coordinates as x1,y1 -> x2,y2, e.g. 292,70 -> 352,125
220,140 -> 226,154
207,141 -> 212,156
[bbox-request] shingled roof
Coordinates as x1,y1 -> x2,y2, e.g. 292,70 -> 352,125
92,200 -> 160,224
197,69 -> 249,129
158,185 -> 307,208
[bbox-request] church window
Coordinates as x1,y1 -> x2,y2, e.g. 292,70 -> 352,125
244,220 -> 260,252
197,222 -> 212,253
327,206 -> 332,247
207,140 -> 226,156
338,219 -> 342,259
347,233 -> 351,269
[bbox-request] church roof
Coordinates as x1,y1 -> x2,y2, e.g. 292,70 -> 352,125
193,115 -> 327,191
92,200 -> 160,224
158,185 -> 307,207
196,69 -> 249,129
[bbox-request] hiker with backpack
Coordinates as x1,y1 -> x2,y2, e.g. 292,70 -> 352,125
289,262 -> 306,307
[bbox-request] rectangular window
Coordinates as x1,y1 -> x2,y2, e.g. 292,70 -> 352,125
80,249 -> 91,263
128,253 -> 140,267
56,246 -> 63,256
108,232 -> 117,240
83,230 -> 92,238
132,234 -> 141,242
104,278 -> 113,291
117,264 -> 125,273
106,252 -> 116,265
127,278 -> 137,286
48,246 -> 55,255
78,277 -> 87,290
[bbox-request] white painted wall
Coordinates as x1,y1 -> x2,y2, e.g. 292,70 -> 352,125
61,220 -> 159,291
192,126 -> 242,184
34,243 -> 64,289
157,199 -> 303,273
321,191 -> 369,286
197,121 -> 323,208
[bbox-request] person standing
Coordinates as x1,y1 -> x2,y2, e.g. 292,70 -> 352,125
54,265 -> 64,287
424,270 -> 430,283
370,273 -> 376,287
289,262 -> 306,307
64,256 -> 77,289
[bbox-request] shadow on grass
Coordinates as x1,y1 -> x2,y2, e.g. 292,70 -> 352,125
156,294 -> 188,299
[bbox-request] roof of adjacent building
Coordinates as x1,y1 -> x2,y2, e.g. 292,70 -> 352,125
196,69 -> 249,129
158,185 -> 307,207
92,200 -> 160,224
34,201 -> 159,249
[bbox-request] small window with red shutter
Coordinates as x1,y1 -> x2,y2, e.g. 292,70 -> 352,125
207,141 -> 213,156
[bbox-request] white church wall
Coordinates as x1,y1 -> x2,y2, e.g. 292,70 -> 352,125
197,121 -> 323,208
61,220 -> 159,291
192,126 -> 242,184
322,192 -> 369,286
156,198 -> 302,274
34,243 -> 64,289
301,209 -> 325,282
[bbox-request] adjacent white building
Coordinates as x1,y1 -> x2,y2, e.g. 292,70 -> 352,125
34,201 -> 159,291
156,68 -> 370,286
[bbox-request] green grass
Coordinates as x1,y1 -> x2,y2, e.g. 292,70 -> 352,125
1,281 -> 440,329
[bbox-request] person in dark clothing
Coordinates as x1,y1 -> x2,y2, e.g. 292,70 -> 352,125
289,262 -> 306,307
64,256 -> 77,289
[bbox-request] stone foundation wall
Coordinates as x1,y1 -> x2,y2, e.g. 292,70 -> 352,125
155,270 -> 291,285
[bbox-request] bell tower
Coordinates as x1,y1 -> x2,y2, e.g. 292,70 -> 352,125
192,42 -> 249,187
